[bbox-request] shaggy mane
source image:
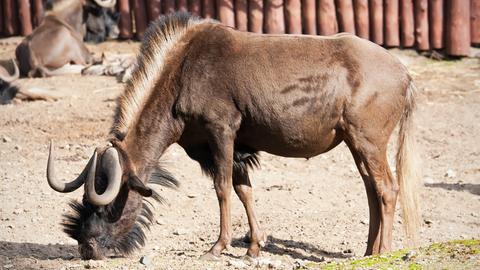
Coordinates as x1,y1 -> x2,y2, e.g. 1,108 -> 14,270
111,12 -> 212,139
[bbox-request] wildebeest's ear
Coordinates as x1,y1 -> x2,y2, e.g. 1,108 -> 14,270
129,175 -> 153,197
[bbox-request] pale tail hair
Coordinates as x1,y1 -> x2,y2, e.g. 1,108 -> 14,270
396,80 -> 422,246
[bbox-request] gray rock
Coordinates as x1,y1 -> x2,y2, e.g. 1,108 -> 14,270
2,136 -> 11,143
62,252 -> 75,260
173,229 -> 187,235
84,259 -> 104,269
444,169 -> 456,178
293,259 -> 308,269
139,255 -> 152,267
402,250 -> 417,261
227,259 -> 248,269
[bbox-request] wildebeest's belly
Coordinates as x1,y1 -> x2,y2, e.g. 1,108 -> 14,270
237,105 -> 344,158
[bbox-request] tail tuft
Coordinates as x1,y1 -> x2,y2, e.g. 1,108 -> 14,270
396,80 -> 422,246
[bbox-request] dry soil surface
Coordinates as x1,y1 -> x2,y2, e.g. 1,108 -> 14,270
0,39 -> 479,270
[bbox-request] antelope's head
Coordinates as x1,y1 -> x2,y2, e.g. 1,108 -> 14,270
46,141 -> 176,259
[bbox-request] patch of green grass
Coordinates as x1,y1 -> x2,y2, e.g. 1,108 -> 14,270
309,239 -> 480,270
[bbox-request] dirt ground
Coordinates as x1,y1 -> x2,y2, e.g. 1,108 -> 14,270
0,38 -> 479,270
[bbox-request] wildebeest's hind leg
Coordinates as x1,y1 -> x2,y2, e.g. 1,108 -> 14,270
345,139 -> 399,255
233,169 -> 267,257
346,143 -> 381,255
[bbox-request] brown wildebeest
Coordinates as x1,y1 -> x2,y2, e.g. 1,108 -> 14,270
46,13 -> 420,260
15,0 -> 117,77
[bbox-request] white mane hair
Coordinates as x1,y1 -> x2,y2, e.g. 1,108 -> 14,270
111,13 -> 213,139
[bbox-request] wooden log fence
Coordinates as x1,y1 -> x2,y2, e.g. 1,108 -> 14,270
1,0 -> 478,56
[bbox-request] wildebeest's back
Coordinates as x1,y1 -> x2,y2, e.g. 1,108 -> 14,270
178,25 -> 409,157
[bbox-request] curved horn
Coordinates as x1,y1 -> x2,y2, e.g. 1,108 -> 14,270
85,148 -> 122,206
47,140 -> 91,192
0,59 -> 20,83
92,0 -> 116,8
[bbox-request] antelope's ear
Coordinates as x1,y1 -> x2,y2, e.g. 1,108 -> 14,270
128,175 -> 153,197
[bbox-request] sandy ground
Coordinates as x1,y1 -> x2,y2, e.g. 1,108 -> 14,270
0,38 -> 479,270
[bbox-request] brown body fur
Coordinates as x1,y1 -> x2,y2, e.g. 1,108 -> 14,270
48,13 -> 420,260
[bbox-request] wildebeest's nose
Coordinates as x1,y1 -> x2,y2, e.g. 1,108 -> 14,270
79,242 -> 104,260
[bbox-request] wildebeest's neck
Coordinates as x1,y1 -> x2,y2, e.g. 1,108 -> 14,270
110,13 -> 211,175
111,13 -> 208,140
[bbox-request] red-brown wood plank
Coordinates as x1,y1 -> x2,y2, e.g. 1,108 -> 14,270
285,0 -> 302,34
217,0 -> 235,27
132,0 -> 148,40
400,0 -> 415,47
146,0 -> 162,22
353,0 -> 369,39
414,0 -> 429,50
248,0 -> 263,33
202,0 -> 216,18
384,0 -> 399,47
264,0 -> 285,34
302,0 -> 316,35
335,0 -> 355,34
429,0 -> 444,49
471,0 -> 480,45
235,0 -> 248,31
317,0 -> 337,35
445,0 -> 471,55
369,0 -> 383,45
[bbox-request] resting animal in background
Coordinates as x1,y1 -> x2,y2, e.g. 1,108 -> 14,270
15,0 -> 118,77
0,60 -> 57,104
46,13 -> 421,260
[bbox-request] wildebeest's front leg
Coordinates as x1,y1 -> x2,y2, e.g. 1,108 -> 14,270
202,123 -> 237,260
233,169 -> 267,257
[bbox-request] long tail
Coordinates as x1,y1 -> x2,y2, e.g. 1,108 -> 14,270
396,80 -> 421,246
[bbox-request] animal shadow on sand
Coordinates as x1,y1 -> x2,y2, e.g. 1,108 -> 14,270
231,235 -> 353,262
0,241 -> 78,260
425,183 -> 480,196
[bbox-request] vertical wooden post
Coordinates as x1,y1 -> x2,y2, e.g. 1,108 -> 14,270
132,0 -> 148,40
414,0 -> 429,50
18,0 -> 33,36
429,0 -> 443,49
317,0 -> 337,35
178,0 -> 188,12
235,0 -> 248,31
384,0 -> 399,47
471,0 -> 480,46
163,0 -> 176,14
3,0 -> 19,36
32,0 -> 45,28
189,0 -> 202,16
302,0 -> 316,35
217,0 -> 235,27
146,0 -> 162,22
445,0 -> 470,56
202,0 -> 216,18
353,0 -> 369,39
369,0 -> 383,45
285,0 -> 302,34
335,0 -> 355,34
264,0 -> 285,34
400,0 -> 415,47
0,3 -> 3,36
248,0 -> 263,33
118,0 -> 132,39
